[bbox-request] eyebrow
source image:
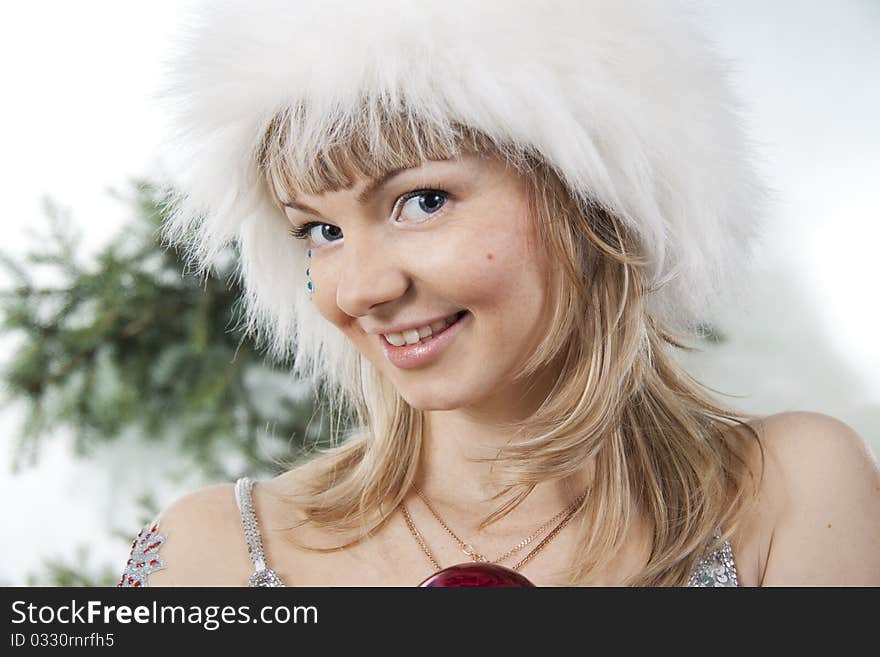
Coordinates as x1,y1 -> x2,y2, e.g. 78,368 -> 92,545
282,167 -> 409,218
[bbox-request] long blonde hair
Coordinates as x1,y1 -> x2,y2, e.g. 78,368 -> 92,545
256,107 -> 764,586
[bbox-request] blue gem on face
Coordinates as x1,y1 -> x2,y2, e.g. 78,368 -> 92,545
307,281 -> 313,291
306,268 -> 310,276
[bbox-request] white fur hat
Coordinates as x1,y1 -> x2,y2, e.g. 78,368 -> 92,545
159,0 -> 770,387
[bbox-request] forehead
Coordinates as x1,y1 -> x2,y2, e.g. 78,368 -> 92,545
287,154 -> 514,212
257,107 -> 506,204
281,163 -> 418,213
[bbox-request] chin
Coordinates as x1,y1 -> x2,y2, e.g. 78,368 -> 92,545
397,385 -> 471,412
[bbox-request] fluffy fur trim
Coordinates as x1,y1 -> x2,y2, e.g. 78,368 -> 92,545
158,0 -> 771,387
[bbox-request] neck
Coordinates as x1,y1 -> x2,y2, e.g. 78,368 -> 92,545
413,360 -> 593,535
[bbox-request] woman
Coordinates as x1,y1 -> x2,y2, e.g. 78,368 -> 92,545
118,0 -> 880,587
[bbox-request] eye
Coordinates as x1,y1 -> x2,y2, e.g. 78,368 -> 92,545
288,222 -> 343,246
396,190 -> 448,223
287,189 -> 449,247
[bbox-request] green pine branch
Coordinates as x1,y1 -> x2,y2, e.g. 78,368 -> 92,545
0,179 -> 348,479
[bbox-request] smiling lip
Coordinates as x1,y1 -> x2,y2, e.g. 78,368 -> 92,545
380,311 -> 469,370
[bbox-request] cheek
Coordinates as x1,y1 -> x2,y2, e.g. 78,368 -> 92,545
311,280 -> 347,328
305,259 -> 347,327
454,223 -> 547,313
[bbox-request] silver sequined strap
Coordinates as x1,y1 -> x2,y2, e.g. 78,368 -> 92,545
235,477 -> 268,570
687,529 -> 739,587
234,477 -> 285,586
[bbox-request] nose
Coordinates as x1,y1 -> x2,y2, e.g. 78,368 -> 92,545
335,235 -> 410,317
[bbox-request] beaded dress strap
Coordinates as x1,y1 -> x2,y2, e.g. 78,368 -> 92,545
687,529 -> 739,587
234,477 -> 285,587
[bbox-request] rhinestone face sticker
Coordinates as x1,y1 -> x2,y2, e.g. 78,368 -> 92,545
117,523 -> 167,587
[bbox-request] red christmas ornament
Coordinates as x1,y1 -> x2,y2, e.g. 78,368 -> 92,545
418,562 -> 535,587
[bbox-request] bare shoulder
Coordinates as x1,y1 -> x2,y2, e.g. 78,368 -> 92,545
262,457 -> 323,496
256,458 -> 333,539
755,410 -> 880,585
142,483 -> 253,586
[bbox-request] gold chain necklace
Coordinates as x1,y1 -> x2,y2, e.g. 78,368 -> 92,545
402,487 -> 587,573
413,485 -> 579,565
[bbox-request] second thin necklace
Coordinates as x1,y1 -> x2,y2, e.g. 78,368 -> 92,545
403,486 -> 587,586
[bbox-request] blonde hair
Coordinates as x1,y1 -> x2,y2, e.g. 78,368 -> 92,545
255,106 -> 764,586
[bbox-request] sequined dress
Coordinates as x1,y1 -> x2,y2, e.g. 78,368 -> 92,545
118,477 -> 739,587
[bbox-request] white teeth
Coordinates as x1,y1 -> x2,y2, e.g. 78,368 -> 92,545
385,332 -> 407,347
383,312 -> 465,347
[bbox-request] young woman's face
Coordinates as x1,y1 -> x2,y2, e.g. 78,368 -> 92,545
284,152 -> 555,412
